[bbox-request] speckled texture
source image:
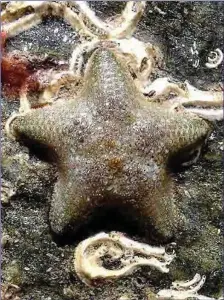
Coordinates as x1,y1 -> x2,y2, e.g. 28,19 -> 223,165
12,48 -> 211,239
2,2 -> 223,300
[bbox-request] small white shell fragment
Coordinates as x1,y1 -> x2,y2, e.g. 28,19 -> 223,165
205,48 -> 223,69
157,274 -> 217,300
74,231 -> 175,286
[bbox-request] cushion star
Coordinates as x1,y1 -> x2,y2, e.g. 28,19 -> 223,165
11,48 -> 212,238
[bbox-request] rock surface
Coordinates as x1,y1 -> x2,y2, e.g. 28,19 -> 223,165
1,2 -> 223,299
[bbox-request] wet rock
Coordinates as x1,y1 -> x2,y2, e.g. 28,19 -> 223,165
2,2 -> 222,300
1,179 -> 16,205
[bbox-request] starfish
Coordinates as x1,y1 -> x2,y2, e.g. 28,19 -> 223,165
8,47 -> 212,238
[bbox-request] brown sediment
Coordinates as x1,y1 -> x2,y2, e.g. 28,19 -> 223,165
1,32 -> 67,100
107,157 -> 123,171
1,53 -> 37,100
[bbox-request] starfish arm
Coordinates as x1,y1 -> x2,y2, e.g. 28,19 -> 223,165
80,48 -> 144,117
9,102 -> 79,153
160,111 -> 213,159
49,175 -> 94,235
136,173 -> 185,239
134,107 -> 212,167
11,107 -> 58,147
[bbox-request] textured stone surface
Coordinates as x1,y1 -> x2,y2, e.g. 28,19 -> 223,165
2,2 -> 223,299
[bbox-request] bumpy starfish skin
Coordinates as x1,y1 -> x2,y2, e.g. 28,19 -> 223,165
11,49 -> 212,237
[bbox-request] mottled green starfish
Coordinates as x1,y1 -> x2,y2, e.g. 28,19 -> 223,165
8,48 -> 211,238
